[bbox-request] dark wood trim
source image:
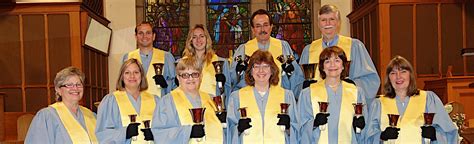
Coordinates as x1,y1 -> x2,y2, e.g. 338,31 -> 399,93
44,14 -> 51,105
19,14 -> 26,112
412,4 -> 417,75
437,3 -> 442,78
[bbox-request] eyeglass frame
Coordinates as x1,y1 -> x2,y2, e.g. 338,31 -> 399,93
178,72 -> 201,79
59,83 -> 84,88
252,64 -> 271,70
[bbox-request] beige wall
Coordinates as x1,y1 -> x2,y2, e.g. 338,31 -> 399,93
105,0 -> 351,91
104,0 -> 137,91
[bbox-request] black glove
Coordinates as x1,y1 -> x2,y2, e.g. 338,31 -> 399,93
215,74 -> 226,83
236,63 -> 247,75
141,128 -> 154,141
238,118 -> 252,134
342,78 -> 356,86
303,80 -> 318,89
380,127 -> 400,141
125,123 -> 140,139
190,125 -> 205,138
277,114 -> 291,130
152,75 -> 168,88
313,113 -> 330,128
216,112 -> 227,123
352,116 -> 365,131
281,63 -> 295,75
421,125 -> 437,141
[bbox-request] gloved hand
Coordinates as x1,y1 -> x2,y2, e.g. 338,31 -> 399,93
352,116 -> 365,131
277,114 -> 290,130
238,118 -> 252,134
190,125 -> 205,138
303,80 -> 318,89
421,125 -> 437,141
313,113 -> 330,128
281,63 -> 295,75
216,112 -> 227,123
236,63 -> 247,75
215,74 -> 226,83
141,128 -> 154,141
152,75 -> 168,88
380,127 -> 400,141
126,123 -> 140,139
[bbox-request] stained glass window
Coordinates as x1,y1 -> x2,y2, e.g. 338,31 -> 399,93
267,0 -> 312,56
145,0 -> 189,58
207,0 -> 250,58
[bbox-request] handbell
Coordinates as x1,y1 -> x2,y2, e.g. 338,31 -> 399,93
152,63 -> 164,75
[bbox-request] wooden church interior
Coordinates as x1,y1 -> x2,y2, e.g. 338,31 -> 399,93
0,0 -> 473,143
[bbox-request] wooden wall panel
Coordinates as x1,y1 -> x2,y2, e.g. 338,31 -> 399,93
416,4 -> 438,75
370,10 -> 380,72
364,15 -> 371,54
23,15 -> 47,85
25,88 -> 47,112
466,3 -> 474,75
0,15 -> 21,86
0,89 -> 22,112
390,5 -> 413,62
48,14 -> 71,84
441,3 -> 463,75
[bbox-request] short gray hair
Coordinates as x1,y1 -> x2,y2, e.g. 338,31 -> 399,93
54,66 -> 85,101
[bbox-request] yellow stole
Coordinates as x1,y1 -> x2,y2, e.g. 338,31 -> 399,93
50,102 -> 98,144
244,38 -> 283,85
114,90 -> 156,143
128,48 -> 165,97
309,80 -> 357,143
238,86 -> 286,144
199,55 -> 219,96
379,91 -> 427,144
170,88 -> 224,144
308,35 -> 352,81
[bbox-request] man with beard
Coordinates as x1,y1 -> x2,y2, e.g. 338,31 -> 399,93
230,9 -> 305,98
299,4 -> 380,107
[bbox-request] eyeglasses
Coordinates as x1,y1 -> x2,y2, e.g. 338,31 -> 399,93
178,72 -> 200,79
60,83 -> 83,88
252,64 -> 271,70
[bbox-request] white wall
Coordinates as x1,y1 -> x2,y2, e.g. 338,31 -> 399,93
104,0 -> 136,92
321,0 -> 351,36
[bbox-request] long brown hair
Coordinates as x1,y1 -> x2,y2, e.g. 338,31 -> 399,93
383,56 -> 419,98
116,58 -> 148,91
183,24 -> 215,65
245,50 -> 279,86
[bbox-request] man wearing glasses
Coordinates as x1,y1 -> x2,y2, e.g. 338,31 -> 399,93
230,9 -> 304,98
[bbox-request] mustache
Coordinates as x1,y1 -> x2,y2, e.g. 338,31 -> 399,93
259,31 -> 268,35
323,26 -> 335,29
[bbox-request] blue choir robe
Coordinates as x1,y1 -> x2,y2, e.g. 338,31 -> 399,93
151,89 -> 225,143
198,55 -> 232,105
230,38 -> 305,97
299,35 -> 380,107
226,86 -> 298,144
95,92 -> 159,143
297,81 -> 368,144
25,106 -> 96,143
366,91 -> 459,143
123,48 -> 177,96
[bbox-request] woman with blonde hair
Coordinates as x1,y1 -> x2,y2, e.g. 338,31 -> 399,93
96,58 -> 158,143
26,66 -> 98,143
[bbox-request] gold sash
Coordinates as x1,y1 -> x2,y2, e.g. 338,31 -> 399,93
379,90 -> 427,144
308,35 -> 352,81
114,91 -> 156,143
244,37 -> 283,85
199,55 -> 219,96
128,48 -> 165,97
238,86 -> 286,144
170,88 -> 224,144
50,102 -> 98,144
310,80 -> 357,143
